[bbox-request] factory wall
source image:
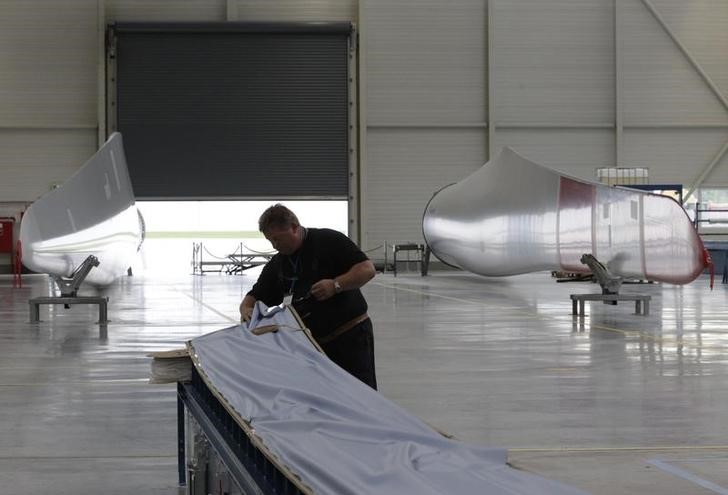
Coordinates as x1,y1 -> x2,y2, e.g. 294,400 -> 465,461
362,0 -> 728,252
0,0 -> 726,256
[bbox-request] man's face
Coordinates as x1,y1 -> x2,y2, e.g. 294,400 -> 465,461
264,224 -> 301,255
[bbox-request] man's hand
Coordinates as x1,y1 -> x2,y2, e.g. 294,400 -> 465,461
309,262 -> 374,302
240,305 -> 254,323
310,279 -> 338,301
239,295 -> 256,323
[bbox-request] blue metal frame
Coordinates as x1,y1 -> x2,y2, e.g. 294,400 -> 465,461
621,183 -> 683,204
177,368 -> 306,494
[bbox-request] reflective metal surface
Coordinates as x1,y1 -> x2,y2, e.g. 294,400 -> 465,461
423,147 -> 707,284
2,269 -> 727,494
19,133 -> 143,286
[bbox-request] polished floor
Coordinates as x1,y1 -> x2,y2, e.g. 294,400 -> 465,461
1,268 -> 727,494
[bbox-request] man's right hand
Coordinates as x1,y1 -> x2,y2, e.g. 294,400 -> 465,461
239,294 -> 257,323
240,307 -> 253,323
240,304 -> 254,323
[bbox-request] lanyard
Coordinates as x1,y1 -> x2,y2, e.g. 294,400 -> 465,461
287,254 -> 300,295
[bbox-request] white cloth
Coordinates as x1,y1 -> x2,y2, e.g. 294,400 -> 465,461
190,304 -> 589,495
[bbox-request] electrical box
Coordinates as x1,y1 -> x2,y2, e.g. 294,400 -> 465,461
0,219 -> 14,254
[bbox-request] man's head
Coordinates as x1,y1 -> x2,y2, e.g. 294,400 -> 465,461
258,204 -> 303,255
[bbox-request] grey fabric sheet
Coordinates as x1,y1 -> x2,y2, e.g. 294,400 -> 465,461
189,302 -> 589,495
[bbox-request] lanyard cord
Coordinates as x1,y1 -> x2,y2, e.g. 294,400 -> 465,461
285,227 -> 307,295
287,254 -> 300,294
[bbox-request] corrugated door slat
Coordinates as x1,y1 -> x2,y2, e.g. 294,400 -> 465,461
114,23 -> 350,199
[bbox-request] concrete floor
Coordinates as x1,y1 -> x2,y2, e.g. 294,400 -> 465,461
1,269 -> 727,494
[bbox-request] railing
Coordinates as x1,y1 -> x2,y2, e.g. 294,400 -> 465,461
693,202 -> 728,236
191,242 -> 273,275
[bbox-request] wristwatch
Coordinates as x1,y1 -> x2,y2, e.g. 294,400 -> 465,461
333,279 -> 343,294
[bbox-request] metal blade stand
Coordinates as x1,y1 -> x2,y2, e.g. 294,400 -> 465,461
29,255 -> 109,324
569,254 -> 650,317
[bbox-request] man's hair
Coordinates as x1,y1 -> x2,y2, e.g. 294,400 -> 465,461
258,203 -> 300,232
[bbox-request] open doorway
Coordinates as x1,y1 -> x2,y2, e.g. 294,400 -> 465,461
132,200 -> 348,277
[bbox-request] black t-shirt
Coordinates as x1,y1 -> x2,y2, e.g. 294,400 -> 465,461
247,228 -> 369,340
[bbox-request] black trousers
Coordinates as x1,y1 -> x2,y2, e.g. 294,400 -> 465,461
320,319 -> 377,390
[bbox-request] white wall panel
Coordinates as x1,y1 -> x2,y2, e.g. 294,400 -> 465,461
2,0 -> 727,230
492,0 -> 614,125
109,0 -> 355,24
0,1 -> 98,203
365,129 -> 486,251
648,0 -> 728,99
233,1 -> 354,22
494,129 -> 615,182
0,130 -> 98,202
622,0 -> 728,124
366,0 -> 486,124
487,0 -> 728,192
363,0 -> 487,257
0,1 -> 97,127
107,0 -> 224,21
623,129 -> 728,185
703,150 -> 728,186
109,0 -> 353,25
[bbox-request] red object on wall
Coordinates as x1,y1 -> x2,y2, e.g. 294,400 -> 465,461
0,218 -> 14,253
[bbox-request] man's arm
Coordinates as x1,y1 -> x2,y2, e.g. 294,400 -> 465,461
310,260 -> 376,301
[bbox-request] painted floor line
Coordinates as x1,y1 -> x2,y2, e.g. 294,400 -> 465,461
510,445 -> 728,453
648,458 -> 728,495
176,289 -> 238,324
0,379 -> 152,387
0,454 -> 177,460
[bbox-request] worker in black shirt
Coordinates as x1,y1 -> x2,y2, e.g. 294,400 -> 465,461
239,204 -> 378,389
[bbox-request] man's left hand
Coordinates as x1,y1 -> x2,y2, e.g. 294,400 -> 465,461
310,279 -> 337,301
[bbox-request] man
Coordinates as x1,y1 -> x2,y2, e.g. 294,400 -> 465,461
239,204 -> 378,389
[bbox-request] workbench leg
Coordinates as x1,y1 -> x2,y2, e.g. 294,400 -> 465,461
29,301 -> 40,323
420,246 -> 431,277
643,300 -> 649,315
98,299 -> 108,324
635,300 -> 641,315
572,299 -> 577,316
579,300 -> 585,316
177,384 -> 187,486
